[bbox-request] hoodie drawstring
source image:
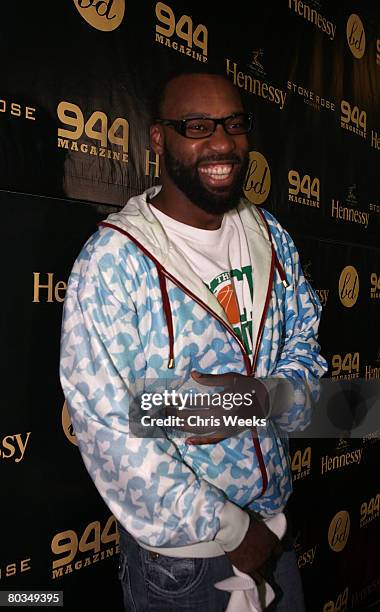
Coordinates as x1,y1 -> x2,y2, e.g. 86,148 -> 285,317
273,251 -> 289,288
157,267 -> 175,369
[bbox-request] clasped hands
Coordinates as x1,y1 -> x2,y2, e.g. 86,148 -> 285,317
166,372 -> 282,579
164,371 -> 269,445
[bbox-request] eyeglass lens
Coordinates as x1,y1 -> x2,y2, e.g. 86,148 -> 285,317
185,114 -> 251,138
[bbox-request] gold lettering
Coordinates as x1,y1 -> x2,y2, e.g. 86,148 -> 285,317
33,272 -> 54,303
20,558 -> 31,572
145,149 -> 160,177
252,78 -> 261,96
225,59 -> 238,85
10,103 -> 22,117
371,130 -> 380,150
55,281 -> 67,302
33,273 -> 66,303
6,563 -> 17,577
1,436 -> 16,459
365,365 -> 380,379
57,138 -> 69,149
261,82 -> 268,98
241,73 -> 251,92
14,432 -> 31,463
237,71 -> 245,88
25,106 -> 36,120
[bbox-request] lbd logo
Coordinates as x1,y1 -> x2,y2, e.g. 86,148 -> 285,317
243,151 -> 271,205
73,0 -> 125,31
346,14 -> 366,59
328,510 -> 350,552
339,265 -> 359,308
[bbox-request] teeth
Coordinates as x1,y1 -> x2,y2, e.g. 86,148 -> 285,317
199,164 -> 232,178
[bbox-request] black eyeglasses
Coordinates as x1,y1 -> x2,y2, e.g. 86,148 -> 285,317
155,112 -> 253,139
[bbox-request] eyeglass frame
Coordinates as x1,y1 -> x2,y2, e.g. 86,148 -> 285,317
154,112 -> 254,139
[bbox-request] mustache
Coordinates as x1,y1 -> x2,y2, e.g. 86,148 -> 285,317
197,153 -> 243,165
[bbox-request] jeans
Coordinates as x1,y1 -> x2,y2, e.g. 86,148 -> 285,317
117,522 -> 305,611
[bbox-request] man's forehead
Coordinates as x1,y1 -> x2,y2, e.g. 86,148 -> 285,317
161,73 -> 243,116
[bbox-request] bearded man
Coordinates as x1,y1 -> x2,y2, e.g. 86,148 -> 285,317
60,66 -> 326,611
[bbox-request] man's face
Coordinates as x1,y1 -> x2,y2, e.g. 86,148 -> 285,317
156,74 -> 250,214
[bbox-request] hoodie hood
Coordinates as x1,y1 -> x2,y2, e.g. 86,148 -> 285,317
101,186 -> 282,371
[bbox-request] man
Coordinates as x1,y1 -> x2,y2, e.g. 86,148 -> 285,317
60,66 -> 327,611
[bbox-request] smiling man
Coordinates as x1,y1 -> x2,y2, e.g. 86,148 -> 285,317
151,72 -> 250,219
60,66 -> 327,611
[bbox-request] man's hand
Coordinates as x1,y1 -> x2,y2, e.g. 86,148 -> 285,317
185,371 -> 269,445
225,516 -> 282,580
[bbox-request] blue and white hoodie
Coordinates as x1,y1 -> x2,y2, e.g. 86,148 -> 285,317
60,186 -> 327,557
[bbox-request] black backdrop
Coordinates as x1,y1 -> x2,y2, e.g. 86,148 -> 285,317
1,1 -> 379,610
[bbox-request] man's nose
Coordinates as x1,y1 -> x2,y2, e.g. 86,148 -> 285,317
208,124 -> 236,152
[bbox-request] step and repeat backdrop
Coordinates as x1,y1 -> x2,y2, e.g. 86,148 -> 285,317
1,1 -> 379,610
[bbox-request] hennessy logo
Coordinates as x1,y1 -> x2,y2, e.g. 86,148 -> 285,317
339,266 -> 359,307
303,261 -> 313,283
346,14 -> 366,59
328,511 -> 350,552
73,0 -> 125,31
248,50 -> 266,77
336,438 -> 350,453
243,151 -> 271,205
346,183 -> 358,206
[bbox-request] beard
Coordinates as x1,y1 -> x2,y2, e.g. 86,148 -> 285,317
163,149 -> 249,215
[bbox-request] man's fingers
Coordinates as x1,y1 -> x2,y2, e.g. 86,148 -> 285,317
191,371 -> 236,387
185,433 -> 228,445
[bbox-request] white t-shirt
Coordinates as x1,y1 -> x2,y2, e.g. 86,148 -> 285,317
149,205 -> 254,356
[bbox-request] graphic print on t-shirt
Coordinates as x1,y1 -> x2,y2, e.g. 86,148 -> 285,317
148,203 -> 254,357
207,265 -> 253,355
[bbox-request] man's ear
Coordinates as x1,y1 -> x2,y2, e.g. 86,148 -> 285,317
150,124 -> 164,155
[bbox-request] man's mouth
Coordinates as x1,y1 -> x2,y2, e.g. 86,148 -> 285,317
198,163 -> 236,182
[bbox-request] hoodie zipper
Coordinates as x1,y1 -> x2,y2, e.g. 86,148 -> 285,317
252,207 -> 288,374
98,219 -> 284,497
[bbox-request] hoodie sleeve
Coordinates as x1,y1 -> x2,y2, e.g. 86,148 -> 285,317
59,231 -> 249,551
260,211 -> 328,432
